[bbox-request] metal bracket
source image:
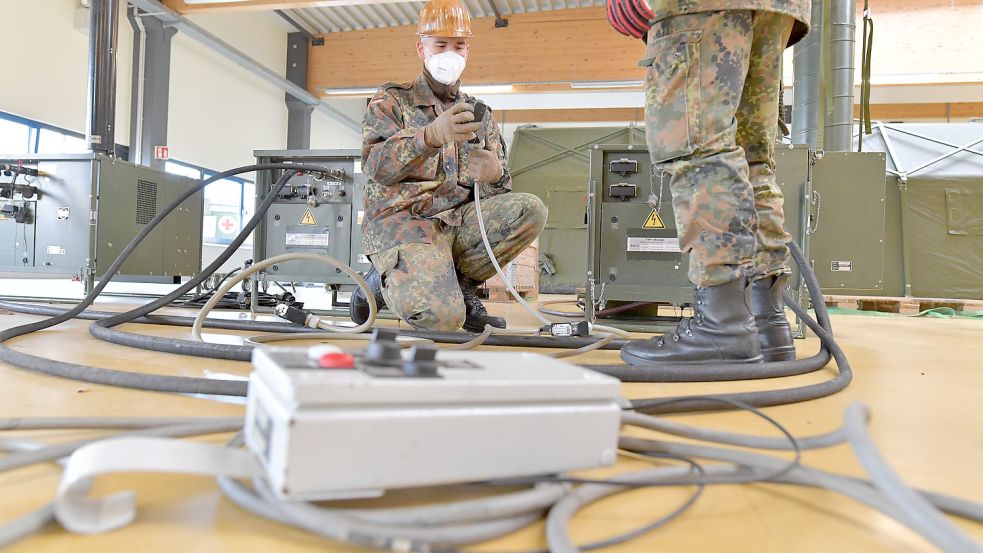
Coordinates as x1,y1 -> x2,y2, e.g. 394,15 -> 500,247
486,0 -> 508,27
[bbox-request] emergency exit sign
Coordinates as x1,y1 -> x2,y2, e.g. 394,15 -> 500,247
154,146 -> 170,160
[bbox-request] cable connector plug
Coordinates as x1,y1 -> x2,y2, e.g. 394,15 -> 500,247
542,321 -> 591,337
274,303 -> 321,329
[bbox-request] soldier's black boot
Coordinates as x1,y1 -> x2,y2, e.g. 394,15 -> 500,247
620,278 -> 762,366
751,273 -> 796,362
459,276 -> 506,333
349,267 -> 386,325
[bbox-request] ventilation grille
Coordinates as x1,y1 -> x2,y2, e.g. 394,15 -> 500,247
136,180 -> 158,225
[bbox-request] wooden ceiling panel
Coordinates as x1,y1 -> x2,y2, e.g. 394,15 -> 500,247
307,7 -> 646,92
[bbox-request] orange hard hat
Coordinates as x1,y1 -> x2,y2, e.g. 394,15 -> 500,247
417,0 -> 474,38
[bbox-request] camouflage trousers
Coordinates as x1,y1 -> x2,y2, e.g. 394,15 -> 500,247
369,192 -> 547,331
643,10 -> 795,286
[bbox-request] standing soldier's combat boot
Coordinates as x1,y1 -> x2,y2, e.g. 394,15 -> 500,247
620,278 -> 762,366
751,273 -> 796,361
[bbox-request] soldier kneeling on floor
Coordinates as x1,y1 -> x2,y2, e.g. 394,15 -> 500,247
350,0 -> 548,332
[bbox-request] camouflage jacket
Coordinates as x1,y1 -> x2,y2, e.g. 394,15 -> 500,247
647,0 -> 812,46
360,74 -> 511,256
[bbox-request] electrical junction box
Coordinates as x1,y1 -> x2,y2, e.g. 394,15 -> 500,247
0,153 -> 202,293
253,149 -> 372,292
586,145 -> 691,326
245,342 -> 623,501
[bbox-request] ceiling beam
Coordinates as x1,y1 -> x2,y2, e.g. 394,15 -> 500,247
129,0 -> 360,132
164,0 -> 425,14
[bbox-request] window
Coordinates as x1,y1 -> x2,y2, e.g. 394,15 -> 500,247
0,118 -> 31,154
37,128 -> 88,154
0,111 -> 96,157
166,161 -> 253,247
165,160 -> 202,180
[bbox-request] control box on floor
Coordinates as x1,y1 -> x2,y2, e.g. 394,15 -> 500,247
245,334 -> 623,501
0,153 -> 202,293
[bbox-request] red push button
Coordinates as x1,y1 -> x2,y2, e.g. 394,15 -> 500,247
318,352 -> 355,369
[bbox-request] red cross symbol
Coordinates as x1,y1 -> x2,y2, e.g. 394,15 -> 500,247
218,215 -> 237,233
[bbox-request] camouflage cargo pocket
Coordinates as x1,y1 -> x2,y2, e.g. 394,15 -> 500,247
640,29 -> 703,164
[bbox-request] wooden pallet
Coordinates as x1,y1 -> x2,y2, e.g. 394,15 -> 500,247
824,295 -> 983,315
480,287 -> 538,302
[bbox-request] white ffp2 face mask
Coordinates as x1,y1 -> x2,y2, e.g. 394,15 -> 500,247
424,48 -> 467,85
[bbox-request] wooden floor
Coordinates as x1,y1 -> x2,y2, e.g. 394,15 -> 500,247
1,295 -> 982,552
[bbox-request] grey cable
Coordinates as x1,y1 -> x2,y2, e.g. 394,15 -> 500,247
339,484 -> 568,526
216,435 -> 558,550
0,420 -> 242,474
0,504 -> 54,549
0,420 -> 244,549
0,417 -> 243,431
0,438 -> 45,453
218,472 -> 551,551
621,410 -> 847,451
842,403 -> 983,553
619,437 -> 983,546
255,476 -> 544,548
545,465 -> 721,553
192,253 -> 378,341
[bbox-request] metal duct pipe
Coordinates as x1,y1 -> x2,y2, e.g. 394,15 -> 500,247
791,0 -> 823,148
86,0 -> 120,155
826,0 -> 857,151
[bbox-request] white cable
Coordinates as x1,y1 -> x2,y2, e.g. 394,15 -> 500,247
192,253 -> 377,342
472,184 -> 552,326
591,324 -> 634,339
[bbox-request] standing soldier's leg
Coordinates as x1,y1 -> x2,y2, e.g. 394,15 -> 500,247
736,12 -> 797,361
621,10 -> 763,366
451,192 -> 547,332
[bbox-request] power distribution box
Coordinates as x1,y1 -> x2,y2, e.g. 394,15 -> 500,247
246,344 -> 623,501
586,145 -> 691,321
252,150 -> 372,290
585,143 -> 887,330
0,153 -> 202,291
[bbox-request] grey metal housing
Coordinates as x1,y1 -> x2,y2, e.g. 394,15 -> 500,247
0,153 -> 202,291
252,149 -> 371,291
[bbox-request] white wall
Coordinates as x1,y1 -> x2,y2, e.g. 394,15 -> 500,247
0,1 -> 132,145
167,10 -> 291,169
0,1 -> 293,171
311,98 -> 366,151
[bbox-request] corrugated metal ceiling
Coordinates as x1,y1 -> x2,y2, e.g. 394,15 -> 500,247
285,0 -> 604,34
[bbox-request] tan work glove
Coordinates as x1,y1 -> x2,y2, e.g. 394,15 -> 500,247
467,148 -> 504,185
424,103 -> 483,147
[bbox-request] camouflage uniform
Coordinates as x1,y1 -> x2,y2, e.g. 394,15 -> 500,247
361,74 -> 547,330
643,1 -> 810,286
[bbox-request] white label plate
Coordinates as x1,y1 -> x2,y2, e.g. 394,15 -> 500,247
627,237 -> 680,253
286,232 -> 329,247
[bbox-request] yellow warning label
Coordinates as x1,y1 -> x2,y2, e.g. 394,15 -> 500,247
299,208 -> 317,226
642,210 -> 665,229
